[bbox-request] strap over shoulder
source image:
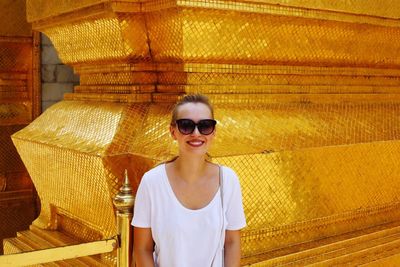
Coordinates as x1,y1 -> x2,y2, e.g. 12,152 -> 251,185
219,165 -> 224,208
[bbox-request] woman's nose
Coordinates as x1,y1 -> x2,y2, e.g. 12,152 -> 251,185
191,126 -> 201,136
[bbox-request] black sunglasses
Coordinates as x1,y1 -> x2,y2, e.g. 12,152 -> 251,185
175,119 -> 217,135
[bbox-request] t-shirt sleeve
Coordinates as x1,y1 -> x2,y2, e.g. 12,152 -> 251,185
225,169 -> 246,230
131,174 -> 151,228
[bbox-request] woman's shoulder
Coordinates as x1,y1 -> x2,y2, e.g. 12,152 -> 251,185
218,165 -> 243,201
219,165 -> 241,185
219,164 -> 238,176
141,163 -> 166,185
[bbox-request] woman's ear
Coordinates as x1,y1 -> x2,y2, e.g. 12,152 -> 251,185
170,125 -> 177,140
211,126 -> 216,137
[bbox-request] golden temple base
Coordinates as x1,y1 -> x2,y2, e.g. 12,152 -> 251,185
5,0 -> 400,265
245,221 -> 400,266
5,99 -> 400,265
3,225 -> 113,266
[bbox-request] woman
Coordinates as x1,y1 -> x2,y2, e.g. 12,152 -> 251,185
132,94 -> 246,267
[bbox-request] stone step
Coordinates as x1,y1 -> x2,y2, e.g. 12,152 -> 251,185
359,253 -> 400,266
310,238 -> 400,266
246,221 -> 400,266
29,226 -> 108,266
29,225 -> 80,247
3,226 -> 109,266
16,230 -> 87,267
3,237 -> 60,267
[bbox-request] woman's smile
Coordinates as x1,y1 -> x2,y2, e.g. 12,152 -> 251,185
187,139 -> 205,147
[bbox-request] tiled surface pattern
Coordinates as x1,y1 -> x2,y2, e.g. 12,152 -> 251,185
8,0 -> 400,265
0,0 -> 40,255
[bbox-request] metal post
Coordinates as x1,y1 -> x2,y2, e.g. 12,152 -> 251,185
113,170 -> 135,267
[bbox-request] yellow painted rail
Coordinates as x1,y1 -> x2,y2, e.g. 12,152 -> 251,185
0,238 -> 117,267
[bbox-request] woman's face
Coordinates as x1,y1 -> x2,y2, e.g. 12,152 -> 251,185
170,102 -> 216,156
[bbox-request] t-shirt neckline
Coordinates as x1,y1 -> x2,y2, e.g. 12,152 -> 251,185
162,163 -> 221,213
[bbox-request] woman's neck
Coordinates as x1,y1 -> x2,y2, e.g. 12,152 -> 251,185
173,155 -> 208,183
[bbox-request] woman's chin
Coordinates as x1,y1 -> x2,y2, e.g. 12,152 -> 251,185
181,147 -> 208,156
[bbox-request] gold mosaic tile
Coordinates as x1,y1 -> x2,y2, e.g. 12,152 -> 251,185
18,0 -> 400,265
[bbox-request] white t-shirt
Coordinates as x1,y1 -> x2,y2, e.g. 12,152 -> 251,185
132,163 -> 246,267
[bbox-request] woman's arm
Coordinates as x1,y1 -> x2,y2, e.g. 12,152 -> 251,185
133,227 -> 155,267
224,229 -> 241,267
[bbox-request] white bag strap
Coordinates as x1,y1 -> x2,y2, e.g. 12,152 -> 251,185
219,165 -> 224,211
211,165 -> 224,267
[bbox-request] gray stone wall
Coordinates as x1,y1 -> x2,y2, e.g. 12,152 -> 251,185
41,33 -> 79,112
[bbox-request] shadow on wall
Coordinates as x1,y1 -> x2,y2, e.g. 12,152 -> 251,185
41,33 -> 80,112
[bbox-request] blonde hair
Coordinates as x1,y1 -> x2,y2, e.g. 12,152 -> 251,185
170,94 -> 214,126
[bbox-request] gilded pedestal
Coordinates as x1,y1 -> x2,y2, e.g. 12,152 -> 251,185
5,0 -> 400,265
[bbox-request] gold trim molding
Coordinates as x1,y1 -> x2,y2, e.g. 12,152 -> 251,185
27,0 -> 400,28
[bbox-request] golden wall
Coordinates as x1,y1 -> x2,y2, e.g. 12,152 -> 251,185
0,0 -> 40,255
6,0 -> 400,265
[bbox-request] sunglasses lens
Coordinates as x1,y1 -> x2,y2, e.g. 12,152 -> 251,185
176,119 -> 216,135
176,119 -> 195,134
198,120 -> 216,135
